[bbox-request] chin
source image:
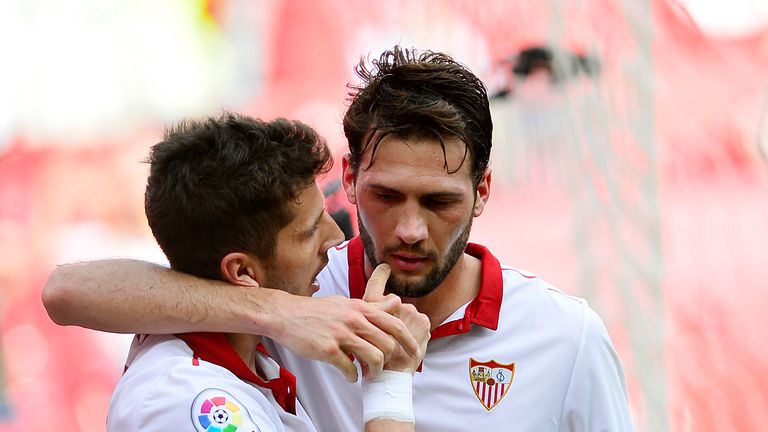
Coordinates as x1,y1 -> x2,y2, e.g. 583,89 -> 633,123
386,280 -> 437,298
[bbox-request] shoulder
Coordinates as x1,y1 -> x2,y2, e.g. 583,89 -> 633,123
499,266 -> 589,331
494,267 -> 632,429
496,266 -> 615,367
497,267 -> 619,365
108,336 -> 282,432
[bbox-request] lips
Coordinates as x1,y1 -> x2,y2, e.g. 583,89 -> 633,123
390,253 -> 429,272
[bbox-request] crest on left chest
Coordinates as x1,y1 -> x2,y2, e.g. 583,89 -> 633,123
468,358 -> 515,410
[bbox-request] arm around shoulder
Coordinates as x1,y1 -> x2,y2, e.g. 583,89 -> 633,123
41,258 -> 421,384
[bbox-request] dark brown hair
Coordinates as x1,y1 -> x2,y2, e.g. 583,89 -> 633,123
343,46 -> 492,186
145,113 -> 331,279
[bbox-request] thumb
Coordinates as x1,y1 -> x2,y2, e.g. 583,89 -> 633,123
363,264 -> 391,302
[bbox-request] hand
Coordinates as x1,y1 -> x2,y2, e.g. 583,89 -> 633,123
266,288 -> 420,383
363,264 -> 430,375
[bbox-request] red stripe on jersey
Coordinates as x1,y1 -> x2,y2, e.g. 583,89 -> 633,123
489,385 -> 494,407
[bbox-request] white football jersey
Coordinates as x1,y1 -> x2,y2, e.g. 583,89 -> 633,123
109,333 -> 316,432
266,237 -> 634,432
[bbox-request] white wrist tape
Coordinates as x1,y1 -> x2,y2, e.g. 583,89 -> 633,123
362,370 -> 414,423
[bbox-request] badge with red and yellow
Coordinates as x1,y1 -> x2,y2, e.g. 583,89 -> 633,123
469,358 -> 515,410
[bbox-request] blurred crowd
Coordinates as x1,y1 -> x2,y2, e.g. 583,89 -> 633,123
1,0 -> 768,430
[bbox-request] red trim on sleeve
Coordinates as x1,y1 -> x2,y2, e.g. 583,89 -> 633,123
346,237 -> 504,340
176,333 -> 297,415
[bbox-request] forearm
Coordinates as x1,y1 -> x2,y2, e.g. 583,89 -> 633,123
41,259 -> 276,334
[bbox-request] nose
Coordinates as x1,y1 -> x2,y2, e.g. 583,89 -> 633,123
320,212 -> 345,252
394,203 -> 428,245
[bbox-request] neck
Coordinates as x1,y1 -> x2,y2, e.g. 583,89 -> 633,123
225,333 -> 264,378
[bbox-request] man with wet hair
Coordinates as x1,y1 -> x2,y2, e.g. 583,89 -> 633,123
44,47 -> 633,431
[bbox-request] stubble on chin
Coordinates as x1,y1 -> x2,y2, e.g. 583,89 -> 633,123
358,217 -> 472,298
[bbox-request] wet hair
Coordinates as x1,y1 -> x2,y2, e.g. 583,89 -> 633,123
145,113 -> 331,279
343,45 -> 492,186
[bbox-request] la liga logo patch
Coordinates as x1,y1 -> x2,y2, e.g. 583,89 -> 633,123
191,388 -> 246,432
469,358 -> 515,410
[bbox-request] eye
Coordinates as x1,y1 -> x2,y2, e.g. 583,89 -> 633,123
306,224 -> 319,238
425,197 -> 454,209
375,192 -> 398,202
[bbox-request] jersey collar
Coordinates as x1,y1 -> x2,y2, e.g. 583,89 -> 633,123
346,236 -> 503,340
176,332 -> 297,414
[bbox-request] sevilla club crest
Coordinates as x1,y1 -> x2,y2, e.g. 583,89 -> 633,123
469,358 -> 515,410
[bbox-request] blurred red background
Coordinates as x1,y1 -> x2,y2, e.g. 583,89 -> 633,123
1,0 -> 767,430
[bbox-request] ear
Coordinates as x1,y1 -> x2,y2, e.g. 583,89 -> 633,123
473,168 -> 492,217
220,252 -> 263,287
341,153 -> 357,205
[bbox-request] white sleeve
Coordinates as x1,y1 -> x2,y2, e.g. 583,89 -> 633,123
561,305 -> 635,432
118,364 -> 281,432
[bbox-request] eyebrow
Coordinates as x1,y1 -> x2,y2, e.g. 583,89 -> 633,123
367,184 -> 465,200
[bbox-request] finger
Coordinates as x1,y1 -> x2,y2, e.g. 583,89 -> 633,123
363,264 -> 391,302
349,319 -> 399,364
326,349 -> 359,383
365,308 -> 421,357
342,338 -> 385,379
369,294 -> 401,315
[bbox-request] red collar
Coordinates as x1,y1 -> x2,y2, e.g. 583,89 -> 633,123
176,332 -> 296,415
346,236 -> 503,340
